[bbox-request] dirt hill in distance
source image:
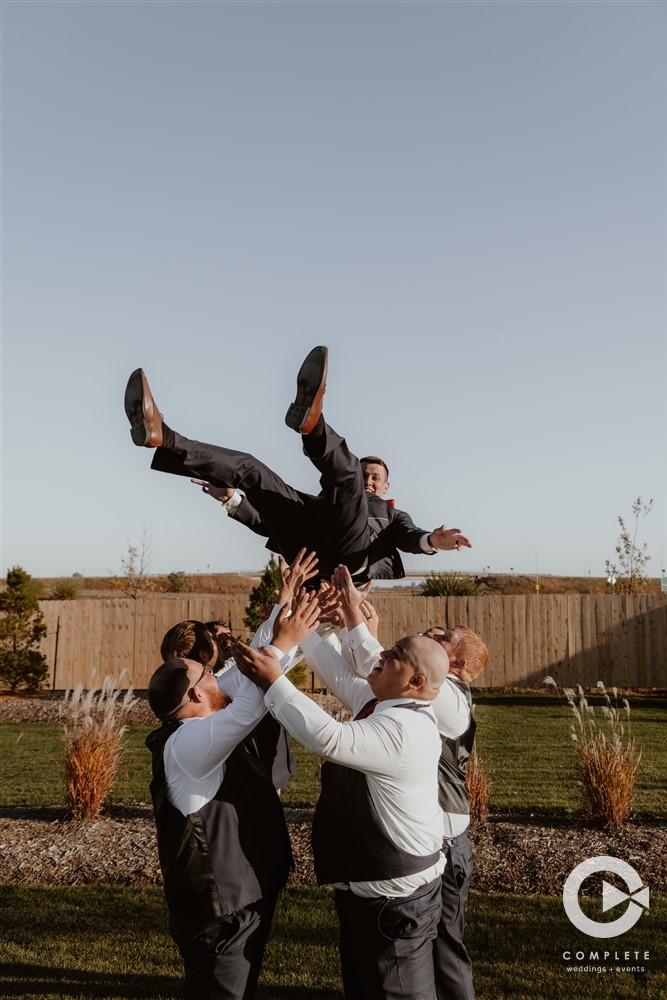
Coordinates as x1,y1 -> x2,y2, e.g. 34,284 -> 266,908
28,571 -> 664,598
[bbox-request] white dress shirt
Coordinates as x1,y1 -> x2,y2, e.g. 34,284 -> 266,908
162,675 -> 268,817
267,632 -> 445,898
164,606 -> 291,817
338,622 -> 473,839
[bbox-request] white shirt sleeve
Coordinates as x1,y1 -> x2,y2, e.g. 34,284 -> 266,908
264,675 -> 408,776
167,674 -> 267,782
419,532 -> 437,554
341,622 -> 383,677
433,677 -> 472,738
217,605 -> 284,700
300,632 -> 375,718
253,604 -> 282,648
222,491 -> 243,514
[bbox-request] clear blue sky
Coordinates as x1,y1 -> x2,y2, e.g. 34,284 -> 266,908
2,1 -> 665,581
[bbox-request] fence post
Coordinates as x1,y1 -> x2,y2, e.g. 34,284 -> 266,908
52,616 -> 60,690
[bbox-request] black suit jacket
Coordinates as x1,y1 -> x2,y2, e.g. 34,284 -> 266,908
231,491 -> 430,580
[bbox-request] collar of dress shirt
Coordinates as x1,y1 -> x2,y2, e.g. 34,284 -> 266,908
372,697 -> 434,713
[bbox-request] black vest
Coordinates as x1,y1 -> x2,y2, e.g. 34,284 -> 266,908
146,722 -> 293,934
245,713 -> 296,792
311,703 -> 441,885
438,677 -> 475,816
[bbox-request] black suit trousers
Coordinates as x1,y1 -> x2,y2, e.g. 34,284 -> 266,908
172,892 -> 279,1000
334,878 -> 441,1000
151,422 -> 370,578
434,831 -> 475,999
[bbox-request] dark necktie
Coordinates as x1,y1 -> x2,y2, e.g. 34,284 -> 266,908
355,698 -> 378,720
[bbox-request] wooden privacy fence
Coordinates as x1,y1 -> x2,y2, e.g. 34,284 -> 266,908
37,593 -> 667,691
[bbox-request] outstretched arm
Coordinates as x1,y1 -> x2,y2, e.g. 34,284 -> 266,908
168,670 -> 268,781
234,648 -> 408,777
381,507 -> 472,555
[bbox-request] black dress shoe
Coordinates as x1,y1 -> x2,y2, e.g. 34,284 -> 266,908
285,346 -> 328,434
124,369 -> 164,447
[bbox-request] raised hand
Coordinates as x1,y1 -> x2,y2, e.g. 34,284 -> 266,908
271,588 -> 320,653
359,600 -> 380,640
332,564 -> 372,629
428,525 -> 472,551
316,579 -> 344,627
277,549 -> 319,606
233,642 -> 282,692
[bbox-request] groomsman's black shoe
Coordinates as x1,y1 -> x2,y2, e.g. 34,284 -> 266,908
285,346 -> 328,434
125,368 -> 164,447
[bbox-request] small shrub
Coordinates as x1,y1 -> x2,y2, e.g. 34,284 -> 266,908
167,571 -> 190,593
50,578 -> 83,601
59,675 -> 137,820
545,678 -> 640,828
422,572 -> 487,597
466,742 -> 491,823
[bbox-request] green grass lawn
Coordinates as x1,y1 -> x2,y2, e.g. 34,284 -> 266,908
2,695 -> 665,816
2,694 -> 665,999
472,696 -> 667,817
1,884 -> 664,999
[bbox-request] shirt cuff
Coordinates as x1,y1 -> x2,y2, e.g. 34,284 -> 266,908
420,532 -> 437,554
344,622 -> 372,649
265,643 -> 294,670
223,491 -> 243,514
264,673 -> 298,711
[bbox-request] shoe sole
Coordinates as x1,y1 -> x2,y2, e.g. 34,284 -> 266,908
285,346 -> 328,432
125,368 -> 156,447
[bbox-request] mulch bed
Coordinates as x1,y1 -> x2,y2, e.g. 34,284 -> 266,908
2,698 -> 664,896
1,808 -> 664,896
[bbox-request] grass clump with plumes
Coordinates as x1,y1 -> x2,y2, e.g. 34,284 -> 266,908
59,675 -> 137,820
466,742 -> 491,824
545,677 -> 641,828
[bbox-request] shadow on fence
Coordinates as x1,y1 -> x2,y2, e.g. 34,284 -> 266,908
37,594 -> 667,690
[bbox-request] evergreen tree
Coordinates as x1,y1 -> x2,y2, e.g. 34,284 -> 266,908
243,556 -> 280,632
0,566 -> 49,691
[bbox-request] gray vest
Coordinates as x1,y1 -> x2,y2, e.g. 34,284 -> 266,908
312,702 -> 441,884
438,677 -> 475,816
146,722 -> 293,934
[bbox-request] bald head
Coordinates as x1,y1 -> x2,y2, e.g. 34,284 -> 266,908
401,636 -> 449,698
148,657 -> 199,720
371,634 -> 449,702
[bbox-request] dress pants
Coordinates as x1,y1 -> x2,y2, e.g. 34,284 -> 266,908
434,831 -> 475,1000
151,421 -> 370,578
172,894 -> 278,1000
334,878 -> 441,1000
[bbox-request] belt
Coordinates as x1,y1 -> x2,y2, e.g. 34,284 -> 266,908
442,831 -> 469,848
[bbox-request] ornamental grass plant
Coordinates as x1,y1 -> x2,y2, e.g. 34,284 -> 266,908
59,675 -> 137,820
545,678 -> 641,828
466,740 -> 491,823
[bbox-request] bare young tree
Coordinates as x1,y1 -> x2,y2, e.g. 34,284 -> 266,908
112,526 -> 157,599
605,496 -> 654,594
